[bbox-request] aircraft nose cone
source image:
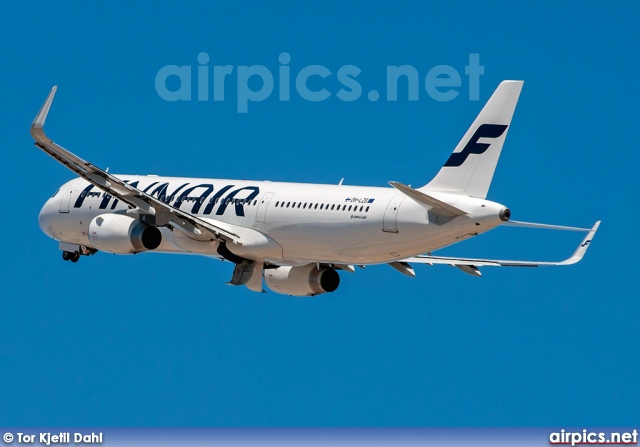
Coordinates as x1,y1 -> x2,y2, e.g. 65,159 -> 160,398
38,198 -> 57,238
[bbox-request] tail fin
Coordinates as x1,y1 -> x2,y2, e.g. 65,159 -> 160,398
421,80 -> 523,199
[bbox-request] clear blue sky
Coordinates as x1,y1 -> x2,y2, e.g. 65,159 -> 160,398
1,1 -> 638,426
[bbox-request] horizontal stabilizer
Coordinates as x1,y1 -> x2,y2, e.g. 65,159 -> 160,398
502,220 -> 591,232
389,181 -> 467,217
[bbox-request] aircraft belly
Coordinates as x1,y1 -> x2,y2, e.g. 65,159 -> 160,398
264,219 -> 432,264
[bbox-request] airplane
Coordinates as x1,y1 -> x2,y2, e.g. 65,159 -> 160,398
33,80 -> 600,296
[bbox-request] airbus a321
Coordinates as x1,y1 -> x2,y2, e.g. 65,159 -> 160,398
33,81 -> 599,296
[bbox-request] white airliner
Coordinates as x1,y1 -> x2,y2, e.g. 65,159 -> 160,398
33,81 -> 599,296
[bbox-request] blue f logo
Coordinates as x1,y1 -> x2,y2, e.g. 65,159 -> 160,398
444,124 -> 508,167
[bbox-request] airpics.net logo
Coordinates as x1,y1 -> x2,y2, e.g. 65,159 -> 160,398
154,52 -> 485,113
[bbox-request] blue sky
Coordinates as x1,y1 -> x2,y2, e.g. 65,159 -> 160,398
1,1 -> 638,426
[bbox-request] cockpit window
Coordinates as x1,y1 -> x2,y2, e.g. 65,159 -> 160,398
51,189 -> 60,198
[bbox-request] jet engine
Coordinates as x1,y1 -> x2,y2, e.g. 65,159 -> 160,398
88,213 -> 162,254
264,264 -> 340,296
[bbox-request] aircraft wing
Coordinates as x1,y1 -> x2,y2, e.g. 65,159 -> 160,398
31,86 -> 241,243
401,221 -> 600,275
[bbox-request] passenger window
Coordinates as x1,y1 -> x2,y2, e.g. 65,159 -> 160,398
287,202 -> 290,208
348,205 -> 352,211
359,206 -> 363,212
314,204 -> 318,209
366,206 -> 370,212
297,203 -> 301,208
331,205 -> 335,210
342,205 -> 346,211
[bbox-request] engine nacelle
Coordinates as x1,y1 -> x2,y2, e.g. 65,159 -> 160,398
88,213 -> 162,254
264,264 -> 340,296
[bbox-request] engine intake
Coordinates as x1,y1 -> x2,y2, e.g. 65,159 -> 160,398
88,214 -> 162,254
265,264 -> 340,296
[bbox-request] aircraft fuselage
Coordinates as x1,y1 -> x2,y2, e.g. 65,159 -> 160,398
39,175 -> 507,265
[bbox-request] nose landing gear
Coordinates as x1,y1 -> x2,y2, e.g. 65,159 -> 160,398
62,250 -> 80,263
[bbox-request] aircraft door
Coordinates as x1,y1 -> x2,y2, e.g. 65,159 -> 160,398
59,179 -> 82,213
255,192 -> 275,222
383,194 -> 406,232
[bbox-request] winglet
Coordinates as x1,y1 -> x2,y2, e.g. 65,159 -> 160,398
31,86 -> 57,138
560,221 -> 601,265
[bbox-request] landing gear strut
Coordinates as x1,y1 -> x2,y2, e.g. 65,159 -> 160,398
62,250 -> 80,263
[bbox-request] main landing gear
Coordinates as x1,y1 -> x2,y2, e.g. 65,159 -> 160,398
62,250 -> 80,263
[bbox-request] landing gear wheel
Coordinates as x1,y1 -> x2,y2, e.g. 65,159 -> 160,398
62,251 -> 81,262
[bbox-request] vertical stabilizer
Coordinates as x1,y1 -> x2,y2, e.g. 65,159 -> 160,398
421,80 -> 523,199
